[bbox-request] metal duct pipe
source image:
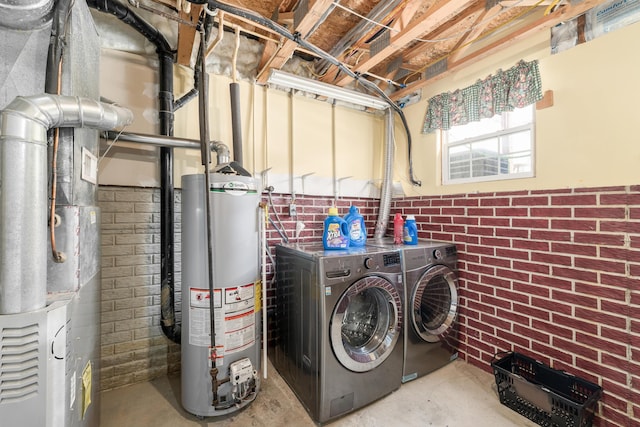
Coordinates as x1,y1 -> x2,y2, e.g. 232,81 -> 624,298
229,82 -> 243,166
0,0 -> 55,30
102,130 -> 230,163
374,109 -> 395,239
0,95 -> 133,315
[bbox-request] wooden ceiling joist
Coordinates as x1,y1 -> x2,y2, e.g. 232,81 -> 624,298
389,0 -> 611,101
176,4 -> 203,67
255,0 -> 335,83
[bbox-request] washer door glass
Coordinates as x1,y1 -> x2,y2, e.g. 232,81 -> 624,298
411,265 -> 458,343
331,276 -> 402,372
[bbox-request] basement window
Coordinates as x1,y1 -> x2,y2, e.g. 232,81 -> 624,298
442,105 -> 535,184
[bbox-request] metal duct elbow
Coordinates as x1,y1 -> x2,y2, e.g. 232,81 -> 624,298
0,95 -> 133,315
0,0 -> 55,30
212,141 -> 230,165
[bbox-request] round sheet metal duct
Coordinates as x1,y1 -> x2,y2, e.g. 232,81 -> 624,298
0,0 -> 55,30
0,95 -> 133,314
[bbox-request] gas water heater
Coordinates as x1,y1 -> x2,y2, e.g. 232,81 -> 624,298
181,171 -> 261,417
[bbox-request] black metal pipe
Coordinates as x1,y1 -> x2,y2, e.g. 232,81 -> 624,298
88,0 -> 181,344
229,82 -> 243,165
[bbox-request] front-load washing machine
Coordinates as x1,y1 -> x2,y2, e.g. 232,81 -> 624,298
369,238 -> 459,383
272,243 -> 404,424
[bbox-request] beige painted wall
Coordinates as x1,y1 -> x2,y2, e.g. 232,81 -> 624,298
100,52 -> 385,195
396,20 -> 640,197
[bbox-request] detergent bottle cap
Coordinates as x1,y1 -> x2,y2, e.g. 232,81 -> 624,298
328,207 -> 338,216
349,205 -> 358,214
406,215 -> 416,221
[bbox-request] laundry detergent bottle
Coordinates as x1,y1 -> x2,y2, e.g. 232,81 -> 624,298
344,205 -> 367,247
323,207 -> 350,250
403,214 -> 418,245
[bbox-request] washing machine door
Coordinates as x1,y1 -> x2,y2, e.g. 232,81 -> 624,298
330,275 -> 402,373
411,264 -> 458,343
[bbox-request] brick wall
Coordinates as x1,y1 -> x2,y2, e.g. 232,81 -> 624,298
99,187 -> 181,391
391,186 -> 640,427
98,184 -> 640,426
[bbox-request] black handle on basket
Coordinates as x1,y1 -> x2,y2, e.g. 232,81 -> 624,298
491,350 -> 512,366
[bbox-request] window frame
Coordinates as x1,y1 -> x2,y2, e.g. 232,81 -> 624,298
441,106 -> 536,185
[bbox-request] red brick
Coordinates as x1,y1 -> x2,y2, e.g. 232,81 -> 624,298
552,336 -> 598,361
602,353 -> 630,373
481,236 -> 511,247
479,313 -> 512,331
480,275 -> 511,288
532,188 -> 572,195
575,207 -> 627,219
601,247 -> 640,262
480,197 -> 510,206
496,329 -> 530,348
495,248 -> 530,260
495,288 -> 529,304
551,194 -> 598,205
456,234 -> 480,244
511,218 -> 549,229
431,232 -> 454,241
600,193 -> 632,205
532,251 -> 572,266
467,245 -> 495,255
481,295 -> 511,309
430,198 -> 453,207
575,307 -> 626,329
551,219 -> 597,231
467,318 -> 496,335
576,283 -> 626,301
530,207 -> 572,217
600,405 -> 632,427
480,217 -> 510,227
531,229 -> 572,242
552,242 -> 597,257
481,256 -> 511,268
551,313 -> 598,335
495,227 -> 529,238
452,216 -> 478,225
575,257 -> 626,275
468,263 -> 495,276
466,226 -> 495,236
552,266 -> 598,282
467,299 -> 496,315
600,220 -> 633,233
513,260 -> 551,274
513,324 -> 550,344
454,198 -> 480,207
575,232 -> 627,247
532,319 -> 573,339
512,281 -> 550,298
530,342 -> 573,365
513,302 -> 551,321
496,268 -> 530,282
419,207 -> 441,215
496,308 -> 531,326
631,208 -> 640,219
513,239 -> 550,251
577,186 -> 626,193
442,225 -> 466,234
495,207 -> 529,217
531,296 -> 573,315
551,289 -> 598,309
511,196 -> 550,206
600,326 -> 630,348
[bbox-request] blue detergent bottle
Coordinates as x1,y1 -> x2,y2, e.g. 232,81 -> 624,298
403,215 -> 418,245
344,205 -> 367,247
323,207 -> 350,250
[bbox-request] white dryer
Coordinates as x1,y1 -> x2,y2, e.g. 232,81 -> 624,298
272,243 -> 404,424
369,238 -> 459,382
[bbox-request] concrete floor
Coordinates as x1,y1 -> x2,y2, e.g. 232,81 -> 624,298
100,359 -> 537,426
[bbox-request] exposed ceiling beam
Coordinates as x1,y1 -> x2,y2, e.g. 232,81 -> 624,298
255,0 -> 335,83
176,5 -> 203,67
332,0 -> 475,86
389,0 -> 611,101
447,4 -> 501,63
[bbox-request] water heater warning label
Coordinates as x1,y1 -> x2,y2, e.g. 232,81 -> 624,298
188,285 -> 256,356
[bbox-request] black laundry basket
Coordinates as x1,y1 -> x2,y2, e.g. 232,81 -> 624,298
491,352 -> 602,427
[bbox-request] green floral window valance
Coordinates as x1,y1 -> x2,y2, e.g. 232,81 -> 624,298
422,59 -> 543,133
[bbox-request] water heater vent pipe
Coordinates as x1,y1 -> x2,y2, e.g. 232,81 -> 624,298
0,95 -> 133,315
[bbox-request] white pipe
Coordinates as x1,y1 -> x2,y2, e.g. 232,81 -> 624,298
0,95 -> 133,314
374,109 -> 395,238
260,203 -> 268,379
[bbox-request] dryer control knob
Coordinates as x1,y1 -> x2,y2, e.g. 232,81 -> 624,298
364,257 -> 375,269
433,249 -> 443,260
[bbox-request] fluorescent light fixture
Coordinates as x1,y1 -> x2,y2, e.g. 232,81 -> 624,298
267,69 -> 389,110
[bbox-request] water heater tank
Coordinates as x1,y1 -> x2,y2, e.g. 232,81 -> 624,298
180,173 -> 261,417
